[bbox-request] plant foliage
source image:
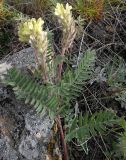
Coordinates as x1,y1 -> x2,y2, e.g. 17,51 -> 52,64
107,57 -> 126,108
118,131 -> 126,158
4,50 -> 96,116
66,110 -> 118,142
59,50 -> 96,101
72,0 -> 104,20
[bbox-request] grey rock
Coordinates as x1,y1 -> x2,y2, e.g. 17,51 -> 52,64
0,136 -> 18,160
0,63 -> 12,80
25,111 -> 53,142
19,135 -> 39,160
1,47 -> 36,68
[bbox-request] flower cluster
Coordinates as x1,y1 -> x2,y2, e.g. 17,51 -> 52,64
55,3 -> 76,51
54,3 -> 75,32
18,18 -> 48,54
18,3 -> 76,81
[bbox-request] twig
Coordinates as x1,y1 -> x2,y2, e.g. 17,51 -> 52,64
55,115 -> 68,160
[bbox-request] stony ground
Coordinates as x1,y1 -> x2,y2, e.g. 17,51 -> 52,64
0,48 -> 53,160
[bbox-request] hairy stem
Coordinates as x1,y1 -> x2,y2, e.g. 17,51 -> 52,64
41,53 -> 48,82
56,115 -> 68,160
34,48 -> 39,64
57,48 -> 66,81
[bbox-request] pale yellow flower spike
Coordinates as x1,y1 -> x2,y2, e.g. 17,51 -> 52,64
55,3 -> 73,29
18,18 -> 49,82
55,3 -> 76,80
54,3 -> 76,49
18,18 -> 47,54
